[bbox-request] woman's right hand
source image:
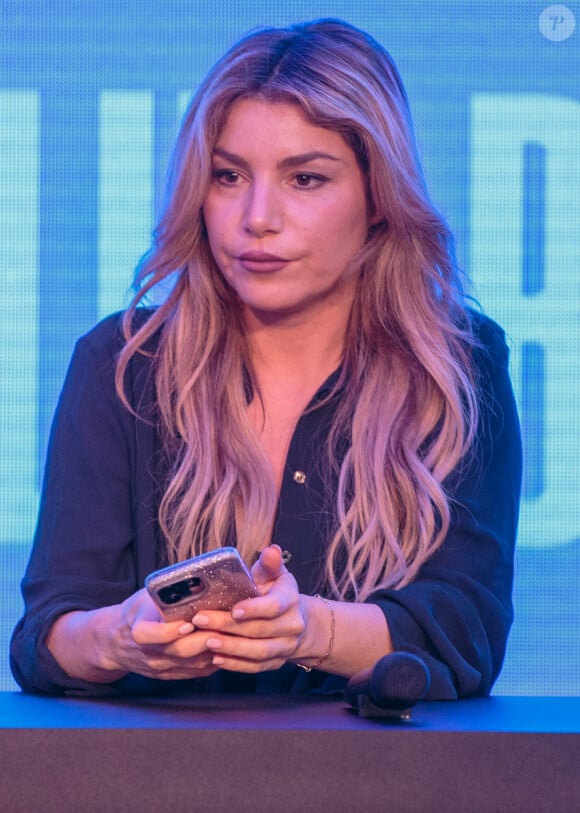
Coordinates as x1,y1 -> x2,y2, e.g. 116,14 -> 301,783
46,588 -> 221,683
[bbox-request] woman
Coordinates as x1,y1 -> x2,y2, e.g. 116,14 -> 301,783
10,19 -> 522,698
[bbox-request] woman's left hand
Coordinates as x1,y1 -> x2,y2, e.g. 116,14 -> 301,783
189,545 -> 308,672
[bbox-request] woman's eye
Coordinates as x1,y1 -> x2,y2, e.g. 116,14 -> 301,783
293,173 -> 326,189
214,170 -> 241,185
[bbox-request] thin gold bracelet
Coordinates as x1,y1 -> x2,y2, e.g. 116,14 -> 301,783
295,594 -> 336,672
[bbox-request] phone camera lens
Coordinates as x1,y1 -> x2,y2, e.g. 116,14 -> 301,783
158,576 -> 203,605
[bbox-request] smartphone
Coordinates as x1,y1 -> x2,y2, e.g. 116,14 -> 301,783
145,547 -> 259,622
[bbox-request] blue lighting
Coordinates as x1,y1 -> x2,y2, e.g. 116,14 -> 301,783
1,1 -> 578,694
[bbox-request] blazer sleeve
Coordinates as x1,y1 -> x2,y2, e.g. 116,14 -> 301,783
9,314 -> 158,695
368,315 -> 522,699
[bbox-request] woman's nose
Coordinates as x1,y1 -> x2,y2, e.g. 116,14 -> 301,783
242,181 -> 282,236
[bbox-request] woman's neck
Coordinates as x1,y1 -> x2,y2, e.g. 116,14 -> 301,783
243,300 -> 351,391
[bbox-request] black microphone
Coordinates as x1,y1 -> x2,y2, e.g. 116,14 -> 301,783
345,652 -> 430,719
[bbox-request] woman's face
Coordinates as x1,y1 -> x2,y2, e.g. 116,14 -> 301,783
203,98 -> 372,325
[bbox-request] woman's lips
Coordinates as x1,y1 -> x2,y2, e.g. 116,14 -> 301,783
237,251 -> 291,273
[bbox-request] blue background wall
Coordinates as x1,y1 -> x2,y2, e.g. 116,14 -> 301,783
1,0 -> 579,693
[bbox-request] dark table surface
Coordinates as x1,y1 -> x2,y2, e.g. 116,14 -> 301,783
1,693 -> 579,813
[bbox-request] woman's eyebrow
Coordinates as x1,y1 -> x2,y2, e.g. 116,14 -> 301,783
212,148 -> 250,168
212,147 -> 341,170
277,151 -> 341,169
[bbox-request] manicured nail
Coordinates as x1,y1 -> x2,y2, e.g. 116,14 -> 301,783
178,622 -> 195,635
206,637 -> 222,649
192,614 -> 209,627
232,608 -> 245,620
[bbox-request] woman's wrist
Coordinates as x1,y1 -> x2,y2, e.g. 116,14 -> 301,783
290,597 -> 394,678
291,593 -> 336,670
47,607 -> 129,683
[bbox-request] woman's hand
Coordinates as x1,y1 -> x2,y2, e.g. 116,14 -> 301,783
106,588 -> 221,680
189,545 -> 311,673
46,588 -> 221,684
188,545 -> 395,678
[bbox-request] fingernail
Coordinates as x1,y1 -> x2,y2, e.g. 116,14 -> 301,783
206,637 -> 222,649
212,655 -> 225,666
232,608 -> 245,620
178,622 -> 195,635
192,614 -> 209,627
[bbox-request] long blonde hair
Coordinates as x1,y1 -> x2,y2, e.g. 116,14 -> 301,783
116,19 -> 478,600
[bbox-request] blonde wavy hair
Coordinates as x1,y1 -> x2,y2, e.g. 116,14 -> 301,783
116,19 -> 478,601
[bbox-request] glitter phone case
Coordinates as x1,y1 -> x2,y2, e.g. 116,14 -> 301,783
145,547 -> 259,622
